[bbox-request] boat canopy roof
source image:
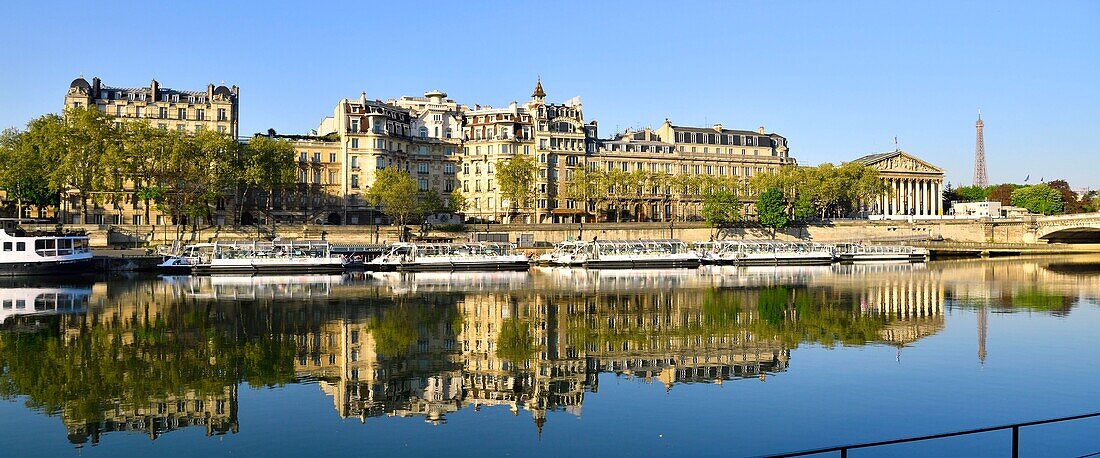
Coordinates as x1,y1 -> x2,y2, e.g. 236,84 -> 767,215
593,239 -> 687,246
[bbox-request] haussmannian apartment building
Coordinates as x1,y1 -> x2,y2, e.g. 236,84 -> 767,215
284,78 -> 794,226
56,76 -> 798,226
60,76 -> 240,225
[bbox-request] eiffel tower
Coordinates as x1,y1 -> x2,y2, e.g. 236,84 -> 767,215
973,110 -> 988,187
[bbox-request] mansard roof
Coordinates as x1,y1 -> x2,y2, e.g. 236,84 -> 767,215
670,124 -> 783,138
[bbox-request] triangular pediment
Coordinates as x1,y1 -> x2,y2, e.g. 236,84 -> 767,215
855,151 -> 944,174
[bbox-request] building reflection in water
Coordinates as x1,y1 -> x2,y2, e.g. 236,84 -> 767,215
5,255 -> 1100,445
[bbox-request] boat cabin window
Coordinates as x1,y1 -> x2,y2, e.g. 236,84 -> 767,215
35,239 -> 58,257
2,300 -> 11,309
16,242 -> 24,251
2,242 -> 10,251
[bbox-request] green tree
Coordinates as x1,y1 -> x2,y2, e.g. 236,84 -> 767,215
53,107 -> 118,224
494,154 -> 537,221
366,167 -> 419,225
841,162 -> 890,217
560,168 -> 609,222
417,189 -> 445,220
1047,180 -> 1085,214
700,189 -> 742,227
238,135 -> 297,225
118,122 -> 169,224
756,187 -> 789,238
0,128 -> 60,219
448,189 -> 468,213
1011,184 -> 1063,215
954,185 -> 990,203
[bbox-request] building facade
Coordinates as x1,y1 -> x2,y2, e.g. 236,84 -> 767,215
460,79 -> 594,224
65,76 -> 239,137
55,76 -> 806,228
588,121 -> 793,221
853,150 -> 946,216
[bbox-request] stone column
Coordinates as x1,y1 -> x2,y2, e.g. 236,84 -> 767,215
904,179 -> 910,215
896,179 -> 903,215
928,180 -> 935,215
912,179 -> 917,215
919,178 -> 928,214
892,179 -> 900,215
935,180 -> 942,215
913,179 -> 919,215
917,180 -> 924,215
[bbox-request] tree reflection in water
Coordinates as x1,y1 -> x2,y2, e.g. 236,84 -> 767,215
2,255 -> 1097,447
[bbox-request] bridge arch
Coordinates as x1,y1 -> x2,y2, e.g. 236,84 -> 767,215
1029,213 -> 1100,243
1038,226 -> 1100,243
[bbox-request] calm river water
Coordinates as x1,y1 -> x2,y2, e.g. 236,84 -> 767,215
3,256 -> 1100,456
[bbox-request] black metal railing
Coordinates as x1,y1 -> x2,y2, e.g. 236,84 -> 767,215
763,411 -> 1100,458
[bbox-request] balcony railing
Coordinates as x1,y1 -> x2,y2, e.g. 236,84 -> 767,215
764,411 -> 1100,458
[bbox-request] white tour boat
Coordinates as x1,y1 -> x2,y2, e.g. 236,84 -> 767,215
834,243 -> 928,263
536,241 -> 590,267
582,239 -> 700,269
367,242 -> 530,272
697,240 -> 835,266
0,228 -> 93,276
182,240 -> 346,275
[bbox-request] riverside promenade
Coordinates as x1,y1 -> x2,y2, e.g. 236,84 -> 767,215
36,213 -> 1100,249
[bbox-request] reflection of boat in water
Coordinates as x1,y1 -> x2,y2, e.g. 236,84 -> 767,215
368,243 -> 530,272
532,266 -> 704,291
0,228 -> 93,276
371,270 -> 530,294
180,274 -> 344,300
180,240 -> 346,275
835,243 -> 928,263
696,240 -> 834,266
0,287 -> 91,324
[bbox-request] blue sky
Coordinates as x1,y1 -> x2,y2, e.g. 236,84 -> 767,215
2,1 -> 1097,187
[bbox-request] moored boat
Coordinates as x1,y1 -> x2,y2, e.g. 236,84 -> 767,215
834,243 -> 928,263
582,239 -> 699,269
368,242 -> 530,272
698,240 -> 835,266
0,228 -> 93,276
537,241 -> 590,266
186,240 -> 346,275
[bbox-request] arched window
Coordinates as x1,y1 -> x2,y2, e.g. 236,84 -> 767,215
419,127 -> 428,138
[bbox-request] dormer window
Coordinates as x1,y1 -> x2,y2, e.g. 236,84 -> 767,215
172,94 -> 179,103
162,94 -> 170,102
187,96 -> 195,103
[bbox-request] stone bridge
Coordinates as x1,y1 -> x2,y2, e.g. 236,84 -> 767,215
1028,212 -> 1100,243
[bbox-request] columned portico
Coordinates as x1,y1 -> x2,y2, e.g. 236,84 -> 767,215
853,150 -> 946,217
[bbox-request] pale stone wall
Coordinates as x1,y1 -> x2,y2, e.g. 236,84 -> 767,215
42,217 -> 1064,248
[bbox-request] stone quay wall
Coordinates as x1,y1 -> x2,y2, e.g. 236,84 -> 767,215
30,218 -> 1036,248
